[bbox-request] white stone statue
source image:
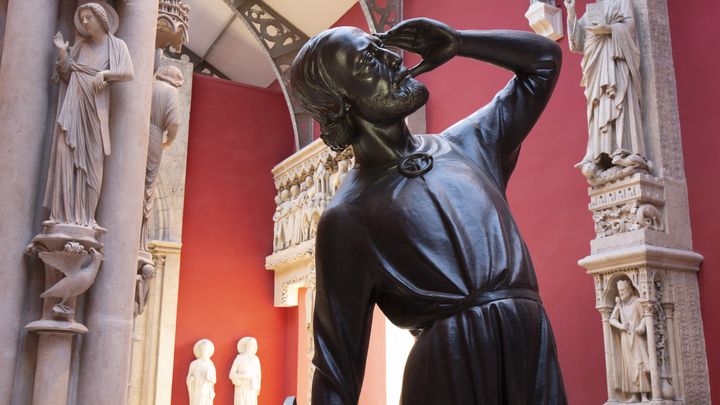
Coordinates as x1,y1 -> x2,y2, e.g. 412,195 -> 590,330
229,337 -> 261,405
187,339 -> 217,405
609,280 -> 651,401
43,3 -> 133,228
140,65 -> 183,251
564,0 -> 648,179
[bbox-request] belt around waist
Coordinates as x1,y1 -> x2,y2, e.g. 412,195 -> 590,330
415,288 -> 541,332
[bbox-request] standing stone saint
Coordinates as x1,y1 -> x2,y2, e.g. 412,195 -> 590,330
229,337 -> 262,405
187,339 -> 217,405
564,0 -> 648,179
139,65 -> 183,251
43,2 -> 133,228
609,280 -> 651,402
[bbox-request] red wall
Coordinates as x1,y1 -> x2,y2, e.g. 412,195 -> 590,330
171,75 -> 295,405
669,0 -> 720,398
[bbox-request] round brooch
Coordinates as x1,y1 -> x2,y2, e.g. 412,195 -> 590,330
398,153 -> 433,177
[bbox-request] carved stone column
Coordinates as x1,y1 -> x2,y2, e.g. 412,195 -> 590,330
0,0 -> 59,402
76,1 -> 160,404
568,1 -> 710,404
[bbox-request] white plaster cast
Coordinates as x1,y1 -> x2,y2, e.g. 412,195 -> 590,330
43,3 -> 133,229
564,0 -> 648,180
229,337 -> 262,405
609,280 -> 651,401
187,339 -> 216,405
140,65 -> 183,253
525,1 -> 564,41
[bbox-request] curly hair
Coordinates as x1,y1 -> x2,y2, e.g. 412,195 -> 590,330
155,65 -> 184,88
78,3 -> 110,33
290,28 -> 355,153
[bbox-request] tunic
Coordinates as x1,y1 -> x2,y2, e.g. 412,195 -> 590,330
311,44 -> 567,404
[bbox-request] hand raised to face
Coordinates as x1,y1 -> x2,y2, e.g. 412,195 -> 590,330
376,18 -> 460,79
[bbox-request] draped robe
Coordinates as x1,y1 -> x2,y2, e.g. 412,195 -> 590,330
140,78 -> 180,249
568,0 -> 644,165
229,354 -> 262,405
43,34 -> 133,227
311,43 -> 566,404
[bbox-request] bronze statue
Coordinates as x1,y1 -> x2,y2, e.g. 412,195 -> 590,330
291,18 -> 566,404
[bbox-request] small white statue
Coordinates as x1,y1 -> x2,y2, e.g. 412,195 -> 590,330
564,0 -> 648,179
229,337 -> 261,405
44,3 -> 133,228
609,280 -> 651,401
187,339 -> 217,405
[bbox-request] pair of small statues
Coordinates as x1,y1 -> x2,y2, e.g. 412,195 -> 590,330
187,337 -> 261,405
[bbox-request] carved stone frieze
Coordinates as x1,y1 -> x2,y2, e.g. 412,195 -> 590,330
157,0 -> 190,51
588,173 -> 665,239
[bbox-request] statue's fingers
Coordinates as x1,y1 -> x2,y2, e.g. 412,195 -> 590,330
408,59 -> 434,78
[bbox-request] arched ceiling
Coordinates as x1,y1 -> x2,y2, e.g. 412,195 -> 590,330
184,0 -> 358,86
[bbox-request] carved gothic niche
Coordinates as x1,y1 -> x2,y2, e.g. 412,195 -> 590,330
584,245 -> 706,404
157,0 -> 190,51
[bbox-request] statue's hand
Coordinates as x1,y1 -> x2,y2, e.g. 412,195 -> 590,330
92,71 -> 108,92
635,324 -> 645,335
53,31 -> 69,51
376,18 -> 460,78
587,24 -> 612,36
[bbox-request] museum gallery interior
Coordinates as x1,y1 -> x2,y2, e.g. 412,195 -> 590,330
0,0 -> 717,404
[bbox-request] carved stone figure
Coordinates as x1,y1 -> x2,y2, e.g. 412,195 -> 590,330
38,242 -> 103,317
229,337 -> 262,405
133,263 -> 155,316
187,339 -> 216,405
290,18 -> 566,403
43,3 -> 133,229
564,0 -> 648,179
609,280 -> 651,401
140,65 -> 183,252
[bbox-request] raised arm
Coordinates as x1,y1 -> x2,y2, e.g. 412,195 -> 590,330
311,207 -> 375,404
379,19 -> 561,186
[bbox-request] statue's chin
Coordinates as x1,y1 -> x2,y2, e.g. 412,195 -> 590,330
361,79 -> 429,124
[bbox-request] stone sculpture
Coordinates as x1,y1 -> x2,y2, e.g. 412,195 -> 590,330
609,280 -> 651,402
564,0 -> 648,180
140,65 -> 183,252
38,242 -> 103,316
43,2 -> 133,229
187,339 -> 216,405
229,337 -> 262,405
290,18 -> 566,403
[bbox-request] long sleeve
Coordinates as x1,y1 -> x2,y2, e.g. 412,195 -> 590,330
311,206 -> 375,404
442,30 -> 562,187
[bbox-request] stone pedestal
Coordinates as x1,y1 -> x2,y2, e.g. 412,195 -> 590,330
26,223 -> 105,405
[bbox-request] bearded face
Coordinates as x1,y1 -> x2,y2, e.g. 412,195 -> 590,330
355,76 -> 429,124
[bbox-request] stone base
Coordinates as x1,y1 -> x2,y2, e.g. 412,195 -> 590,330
26,319 -> 88,335
31,223 -> 103,252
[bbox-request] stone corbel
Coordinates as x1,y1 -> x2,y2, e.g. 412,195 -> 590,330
525,1 -> 564,41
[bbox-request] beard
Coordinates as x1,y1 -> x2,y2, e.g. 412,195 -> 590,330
359,78 -> 429,124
